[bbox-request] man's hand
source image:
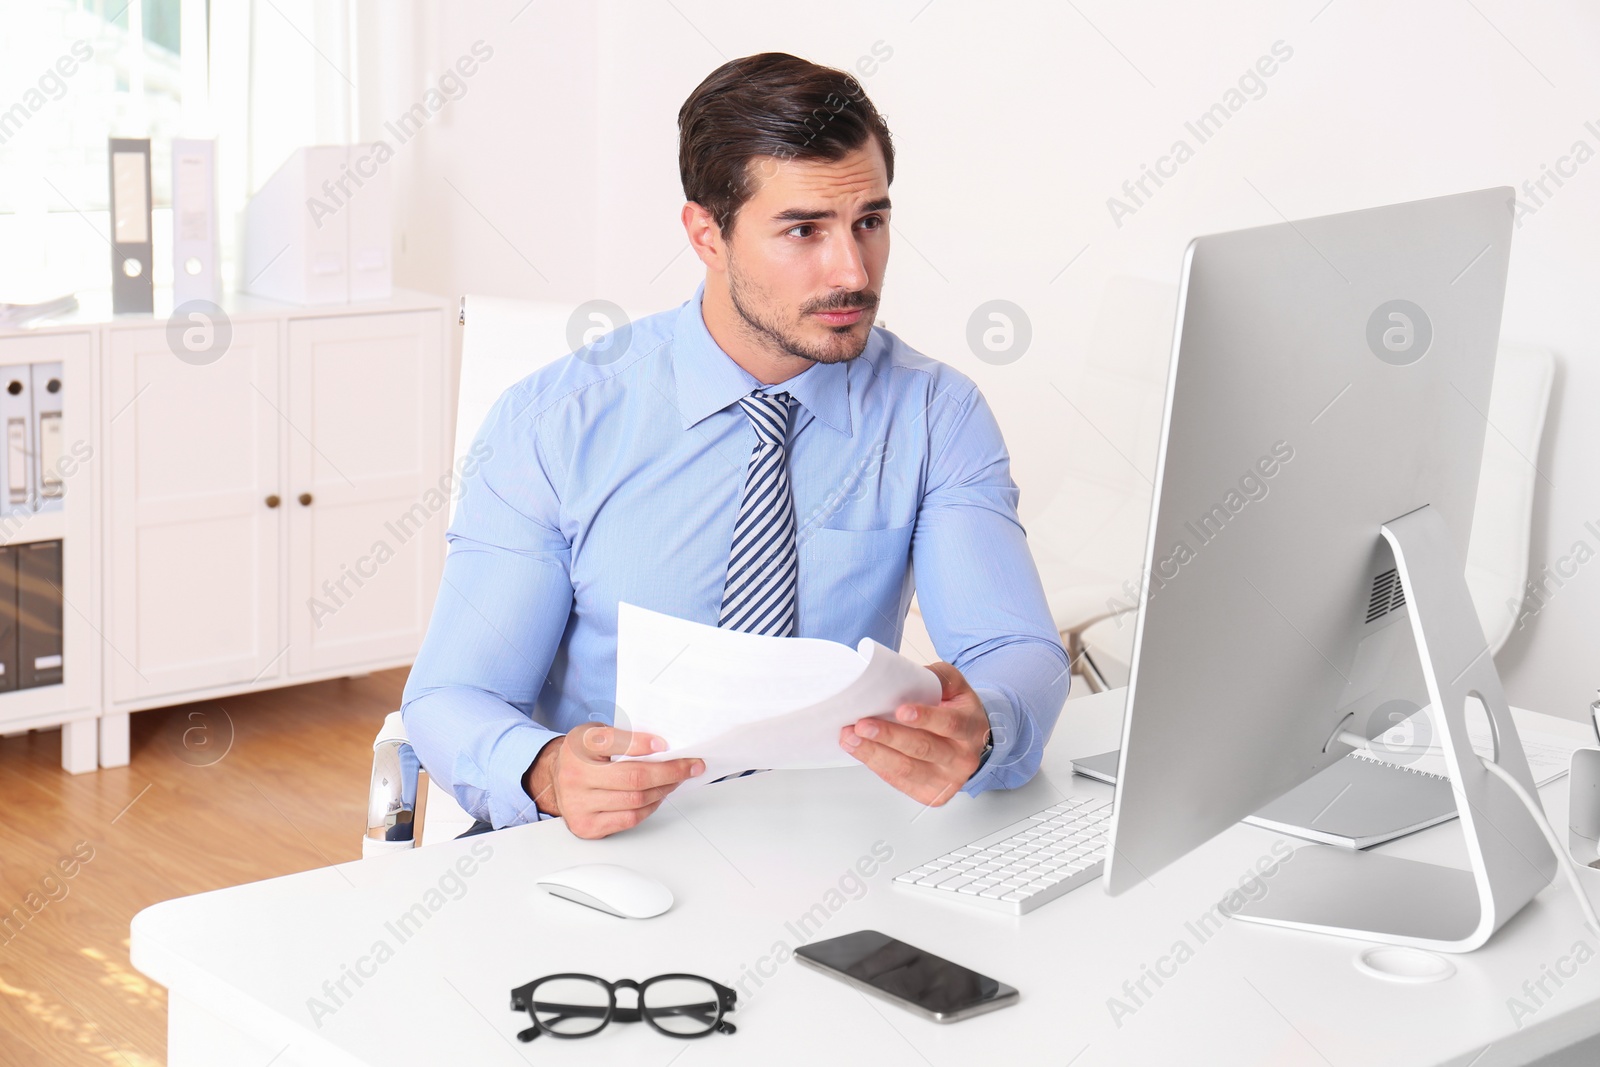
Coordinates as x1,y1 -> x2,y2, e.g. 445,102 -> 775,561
523,724 -> 704,839
839,661 -> 991,807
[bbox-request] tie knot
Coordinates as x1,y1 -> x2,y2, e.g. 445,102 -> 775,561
737,390 -> 793,447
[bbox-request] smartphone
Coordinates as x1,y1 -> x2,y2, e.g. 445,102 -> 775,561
794,929 -> 1018,1023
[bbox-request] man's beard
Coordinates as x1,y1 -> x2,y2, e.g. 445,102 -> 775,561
727,256 -> 878,365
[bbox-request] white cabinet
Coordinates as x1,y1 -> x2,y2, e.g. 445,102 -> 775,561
107,322 -> 283,702
286,312 -> 446,675
0,290 -> 454,772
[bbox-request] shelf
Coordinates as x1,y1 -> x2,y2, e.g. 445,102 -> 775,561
0,507 -> 65,546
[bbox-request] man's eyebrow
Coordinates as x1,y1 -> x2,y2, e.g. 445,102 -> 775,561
771,197 -> 893,223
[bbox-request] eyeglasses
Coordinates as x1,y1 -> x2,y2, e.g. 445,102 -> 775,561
510,973 -> 738,1042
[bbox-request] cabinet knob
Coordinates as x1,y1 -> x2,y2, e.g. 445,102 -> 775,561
265,494 -> 280,508
298,492 -> 313,507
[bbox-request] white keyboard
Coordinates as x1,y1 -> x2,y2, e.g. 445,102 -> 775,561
893,796 -> 1112,915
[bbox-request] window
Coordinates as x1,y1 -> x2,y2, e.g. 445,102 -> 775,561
0,0 -> 202,301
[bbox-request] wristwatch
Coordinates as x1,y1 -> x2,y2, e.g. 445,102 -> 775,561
971,729 -> 994,779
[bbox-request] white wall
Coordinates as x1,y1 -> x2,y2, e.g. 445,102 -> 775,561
356,1 -> 603,304
373,0 -> 1600,722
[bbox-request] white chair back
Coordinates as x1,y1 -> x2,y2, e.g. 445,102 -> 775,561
1464,344 -> 1555,654
450,296 -> 582,518
1028,276 -> 1178,632
1078,342 -> 1559,685
365,296 -> 583,853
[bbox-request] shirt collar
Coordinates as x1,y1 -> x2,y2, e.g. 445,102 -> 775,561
671,283 -> 854,437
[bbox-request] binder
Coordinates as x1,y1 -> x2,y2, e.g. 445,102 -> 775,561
30,363 -> 63,510
0,546 -> 17,693
17,539 -> 63,689
172,138 -> 220,305
1,369 -> 32,511
109,138 -> 155,314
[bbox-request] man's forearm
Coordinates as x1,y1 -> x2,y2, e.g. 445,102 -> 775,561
400,688 -> 560,828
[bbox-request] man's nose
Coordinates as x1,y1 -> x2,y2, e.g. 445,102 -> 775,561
824,229 -> 870,291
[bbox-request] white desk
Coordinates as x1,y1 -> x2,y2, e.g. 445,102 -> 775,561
132,689 -> 1600,1066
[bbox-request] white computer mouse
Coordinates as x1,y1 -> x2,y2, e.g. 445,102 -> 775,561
535,863 -> 674,919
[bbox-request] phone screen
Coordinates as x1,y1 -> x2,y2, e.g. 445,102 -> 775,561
795,930 -> 1013,1018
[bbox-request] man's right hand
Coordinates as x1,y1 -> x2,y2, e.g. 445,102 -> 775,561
522,724 -> 704,839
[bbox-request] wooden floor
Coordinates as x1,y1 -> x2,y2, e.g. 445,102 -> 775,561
0,669 -> 407,1067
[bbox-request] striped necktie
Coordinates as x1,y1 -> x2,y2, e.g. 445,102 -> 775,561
718,390 -> 799,637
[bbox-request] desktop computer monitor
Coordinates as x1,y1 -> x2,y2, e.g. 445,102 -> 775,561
1103,187 -> 1557,952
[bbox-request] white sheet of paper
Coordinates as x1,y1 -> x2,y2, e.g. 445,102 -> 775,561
613,601 -> 942,786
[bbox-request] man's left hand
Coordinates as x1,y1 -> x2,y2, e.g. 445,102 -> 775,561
840,661 -> 991,807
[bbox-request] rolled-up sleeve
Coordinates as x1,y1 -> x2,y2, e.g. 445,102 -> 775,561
401,389 -> 574,829
911,383 -> 1070,795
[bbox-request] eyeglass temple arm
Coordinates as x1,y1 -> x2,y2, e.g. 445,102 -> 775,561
516,999 -> 722,1022
639,1002 -> 738,1033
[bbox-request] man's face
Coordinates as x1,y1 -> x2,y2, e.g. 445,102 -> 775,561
722,140 -> 890,365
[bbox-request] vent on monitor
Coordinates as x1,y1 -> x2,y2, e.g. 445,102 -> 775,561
1367,568 -> 1401,623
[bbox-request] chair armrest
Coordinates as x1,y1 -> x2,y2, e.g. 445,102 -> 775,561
364,710 -> 423,858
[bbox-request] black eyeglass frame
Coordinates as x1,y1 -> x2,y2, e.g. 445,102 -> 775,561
510,972 -> 738,1042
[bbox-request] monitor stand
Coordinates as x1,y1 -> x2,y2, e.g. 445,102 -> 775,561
1231,504 -> 1557,952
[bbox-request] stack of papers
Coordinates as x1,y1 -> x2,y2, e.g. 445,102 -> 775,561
0,294 -> 77,328
613,602 -> 942,786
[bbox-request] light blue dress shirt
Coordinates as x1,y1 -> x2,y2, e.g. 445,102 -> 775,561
401,285 -> 1070,828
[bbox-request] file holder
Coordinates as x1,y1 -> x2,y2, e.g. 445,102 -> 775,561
2,370 -> 31,510
16,539 -> 63,689
172,139 -> 220,305
30,363 -> 63,510
0,546 -> 16,693
109,138 -> 155,314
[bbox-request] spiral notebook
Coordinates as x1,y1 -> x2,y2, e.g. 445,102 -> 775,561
1244,755 -> 1455,849
1072,719 -> 1581,850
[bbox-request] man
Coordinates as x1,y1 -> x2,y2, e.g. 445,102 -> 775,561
402,52 -> 1069,840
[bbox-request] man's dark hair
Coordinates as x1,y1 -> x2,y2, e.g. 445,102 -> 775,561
678,52 -> 895,235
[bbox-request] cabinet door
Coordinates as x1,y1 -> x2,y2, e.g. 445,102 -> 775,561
287,311 -> 445,675
108,323 -> 283,702
0,331 -> 97,726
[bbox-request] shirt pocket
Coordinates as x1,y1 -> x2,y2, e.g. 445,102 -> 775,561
797,522 -> 915,643
798,521 -> 915,562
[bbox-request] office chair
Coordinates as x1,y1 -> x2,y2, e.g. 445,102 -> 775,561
363,295 -> 581,856
1016,276 -> 1177,691
1076,343 -> 1557,688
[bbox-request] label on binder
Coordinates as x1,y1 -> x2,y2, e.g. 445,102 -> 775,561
6,418 -> 25,505
39,412 -> 62,497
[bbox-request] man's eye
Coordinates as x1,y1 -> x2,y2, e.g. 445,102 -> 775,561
786,224 -> 816,238
857,215 -> 883,230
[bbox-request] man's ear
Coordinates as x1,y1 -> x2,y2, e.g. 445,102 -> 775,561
682,201 -> 727,272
